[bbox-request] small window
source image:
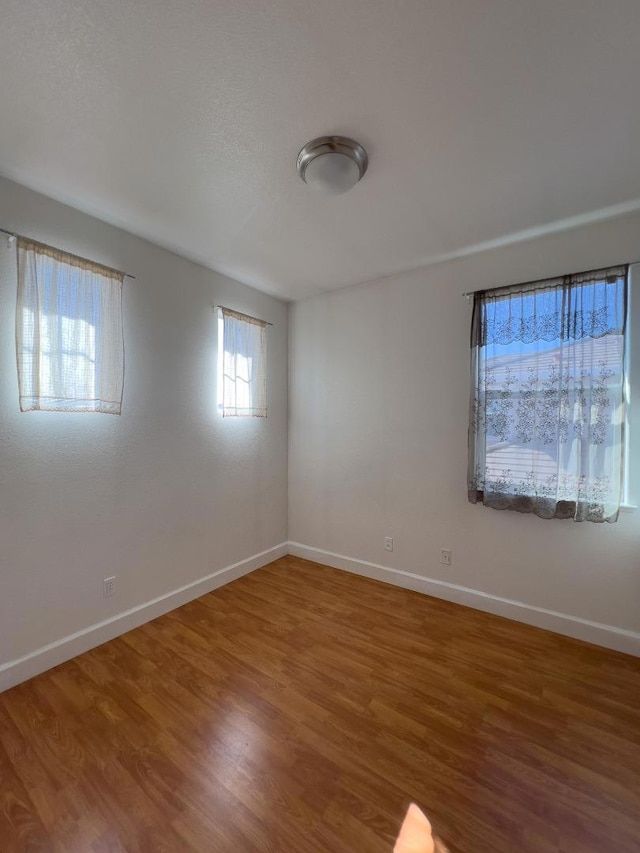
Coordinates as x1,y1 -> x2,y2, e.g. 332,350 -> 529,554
219,307 -> 267,417
16,238 -> 124,414
468,265 -> 628,522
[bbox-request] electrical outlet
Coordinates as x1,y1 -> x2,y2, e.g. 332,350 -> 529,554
384,536 -> 393,552
440,549 -> 452,567
103,576 -> 116,598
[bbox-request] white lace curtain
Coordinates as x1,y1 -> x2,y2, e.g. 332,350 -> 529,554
222,307 -> 267,417
468,266 -> 628,522
16,238 -> 124,414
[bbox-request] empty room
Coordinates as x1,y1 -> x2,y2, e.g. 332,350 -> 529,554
1,1 -> 639,851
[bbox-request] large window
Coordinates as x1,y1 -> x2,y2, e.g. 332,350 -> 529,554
468,266 -> 628,522
219,307 -> 267,417
16,238 -> 124,414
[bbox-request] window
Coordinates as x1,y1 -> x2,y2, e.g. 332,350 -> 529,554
16,238 -> 124,414
468,265 -> 628,523
219,307 -> 267,417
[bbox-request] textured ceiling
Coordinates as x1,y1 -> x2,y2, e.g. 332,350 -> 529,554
1,1 -> 640,300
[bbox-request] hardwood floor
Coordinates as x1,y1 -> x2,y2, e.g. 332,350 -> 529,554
1,556 -> 639,852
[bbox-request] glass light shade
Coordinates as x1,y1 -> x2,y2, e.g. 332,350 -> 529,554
302,151 -> 362,195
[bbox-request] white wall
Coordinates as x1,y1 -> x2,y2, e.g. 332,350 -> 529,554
289,213 -> 640,653
0,177 -> 288,687
2,174 -> 639,685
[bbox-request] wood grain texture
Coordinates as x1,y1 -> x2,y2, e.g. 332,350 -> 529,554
1,556 -> 639,852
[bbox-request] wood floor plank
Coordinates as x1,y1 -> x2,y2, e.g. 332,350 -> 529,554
1,555 -> 639,852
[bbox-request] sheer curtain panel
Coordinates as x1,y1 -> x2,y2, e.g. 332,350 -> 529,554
222,308 -> 267,417
468,266 -> 628,522
16,238 -> 125,414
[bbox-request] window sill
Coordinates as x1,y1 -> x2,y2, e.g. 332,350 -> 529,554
620,504 -> 638,513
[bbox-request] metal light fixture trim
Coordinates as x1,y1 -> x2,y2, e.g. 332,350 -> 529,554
296,136 -> 368,193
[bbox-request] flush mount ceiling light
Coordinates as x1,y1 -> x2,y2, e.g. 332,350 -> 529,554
297,136 -> 368,195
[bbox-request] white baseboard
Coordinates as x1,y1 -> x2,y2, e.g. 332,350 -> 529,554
4,538 -> 637,693
0,542 -> 288,693
287,542 -> 640,657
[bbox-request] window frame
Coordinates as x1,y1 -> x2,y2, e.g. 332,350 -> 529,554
217,306 -> 268,418
468,265 -> 630,521
16,238 -> 124,415
623,264 -> 640,508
